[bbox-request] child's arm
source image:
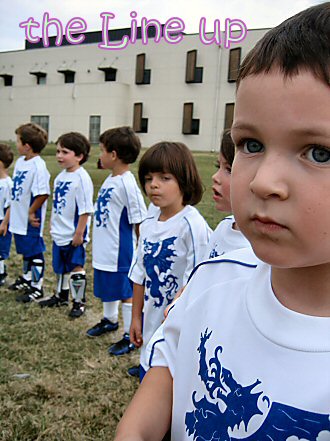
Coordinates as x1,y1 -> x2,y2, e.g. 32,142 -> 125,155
72,213 -> 90,247
115,367 -> 172,441
0,208 -> 10,236
28,194 -> 49,227
130,282 -> 144,348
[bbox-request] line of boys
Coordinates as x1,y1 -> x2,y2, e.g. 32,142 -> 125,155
2,124 -> 210,359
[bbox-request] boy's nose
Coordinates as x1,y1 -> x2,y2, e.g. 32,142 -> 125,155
249,155 -> 289,200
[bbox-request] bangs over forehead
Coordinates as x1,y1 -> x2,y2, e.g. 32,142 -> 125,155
238,3 -> 330,86
138,142 -> 204,206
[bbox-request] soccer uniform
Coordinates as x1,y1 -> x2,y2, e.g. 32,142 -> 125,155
148,248 -> 330,440
50,167 -> 94,273
10,155 -> 50,255
205,214 -> 251,259
92,170 -> 147,300
0,176 -> 12,259
129,204 -> 212,373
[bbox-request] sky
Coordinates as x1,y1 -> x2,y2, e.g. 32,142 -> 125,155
0,0 -> 324,52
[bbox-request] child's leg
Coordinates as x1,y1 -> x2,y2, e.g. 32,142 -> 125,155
39,273 -> 70,308
0,257 -> 6,286
68,266 -> 86,318
103,300 -> 120,323
122,299 -> 133,335
86,269 -> 120,337
108,298 -> 135,356
30,255 -> 44,291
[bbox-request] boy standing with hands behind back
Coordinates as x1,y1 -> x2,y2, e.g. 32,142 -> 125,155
115,3 -> 330,440
87,126 -> 147,357
10,123 -> 50,303
39,132 -> 93,318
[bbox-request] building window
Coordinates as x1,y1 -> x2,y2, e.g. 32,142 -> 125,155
0,74 -> 13,87
57,68 -> 75,83
185,50 -> 203,84
31,115 -> 49,134
228,48 -> 241,83
98,67 -> 117,82
182,103 -> 200,135
224,103 -> 235,129
30,71 -> 47,85
133,103 -> 148,133
89,116 -> 101,144
135,54 -> 151,85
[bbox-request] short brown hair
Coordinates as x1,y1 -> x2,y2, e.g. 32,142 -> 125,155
0,143 -> 14,169
99,126 -> 141,164
56,132 -> 90,165
220,129 -> 235,167
238,3 -> 330,86
138,142 -> 204,206
15,123 -> 48,153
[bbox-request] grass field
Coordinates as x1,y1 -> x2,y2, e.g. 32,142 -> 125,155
0,144 -> 224,440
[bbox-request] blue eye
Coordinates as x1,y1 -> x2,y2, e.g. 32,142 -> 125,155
306,146 -> 330,164
243,140 -> 264,154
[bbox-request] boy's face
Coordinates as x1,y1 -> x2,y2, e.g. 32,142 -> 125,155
99,144 -> 116,170
16,135 -> 28,156
211,152 -> 232,213
56,144 -> 83,172
231,70 -> 330,269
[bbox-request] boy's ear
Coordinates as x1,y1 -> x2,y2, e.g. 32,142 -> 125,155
111,150 -> 118,160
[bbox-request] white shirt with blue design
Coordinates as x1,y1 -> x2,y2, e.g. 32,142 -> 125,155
9,156 -> 50,236
129,205 -> 212,372
0,176 -> 12,221
50,167 -> 94,247
92,170 -> 147,272
148,248 -> 330,440
204,214 -> 251,259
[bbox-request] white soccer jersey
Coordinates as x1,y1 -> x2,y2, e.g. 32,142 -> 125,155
9,156 -> 50,236
129,204 -> 212,372
92,171 -> 147,272
0,176 -> 12,220
204,215 -> 251,259
149,248 -> 330,440
50,167 -> 94,246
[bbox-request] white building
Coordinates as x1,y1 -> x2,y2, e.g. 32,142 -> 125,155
0,26 -> 269,150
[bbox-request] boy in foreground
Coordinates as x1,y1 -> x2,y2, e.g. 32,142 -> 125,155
115,3 -> 330,439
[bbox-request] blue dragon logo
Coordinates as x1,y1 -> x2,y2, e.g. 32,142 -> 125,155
186,329 -> 330,440
53,181 -> 71,214
143,236 -> 179,308
94,187 -> 114,227
12,171 -> 28,201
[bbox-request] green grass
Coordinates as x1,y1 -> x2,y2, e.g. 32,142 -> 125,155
0,145 -> 223,440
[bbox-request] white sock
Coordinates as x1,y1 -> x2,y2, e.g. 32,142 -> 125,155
122,302 -> 132,335
103,301 -> 119,323
0,259 -> 4,274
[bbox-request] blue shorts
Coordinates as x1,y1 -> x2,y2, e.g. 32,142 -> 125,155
0,231 -> 12,259
93,269 -> 133,302
52,242 -> 86,274
14,234 -> 45,258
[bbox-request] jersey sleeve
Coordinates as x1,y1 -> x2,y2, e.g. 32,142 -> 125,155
181,214 -> 212,285
31,161 -> 50,197
128,231 -> 146,285
122,173 -> 147,225
76,171 -> 94,215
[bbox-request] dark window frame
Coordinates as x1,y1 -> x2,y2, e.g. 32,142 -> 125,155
182,102 -> 200,135
227,47 -> 241,83
185,50 -> 203,84
133,103 -> 148,133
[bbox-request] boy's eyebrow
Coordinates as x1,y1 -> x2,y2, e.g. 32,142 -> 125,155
232,123 -> 329,138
